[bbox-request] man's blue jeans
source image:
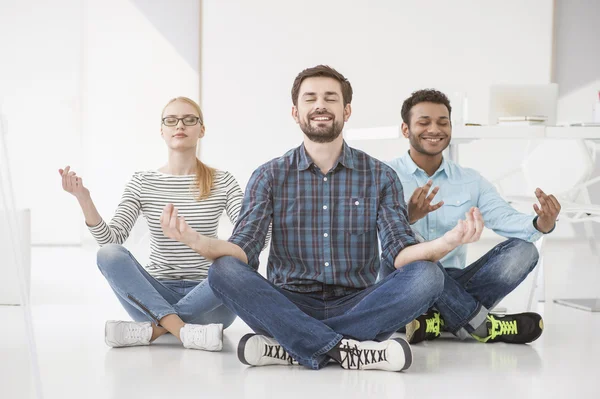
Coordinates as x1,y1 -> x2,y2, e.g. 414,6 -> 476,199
392,238 -> 539,339
208,256 -> 444,370
96,244 -> 237,328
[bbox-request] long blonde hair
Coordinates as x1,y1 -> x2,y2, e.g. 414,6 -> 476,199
162,96 -> 215,200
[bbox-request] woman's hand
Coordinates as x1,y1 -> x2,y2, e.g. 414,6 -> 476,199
58,166 -> 90,200
160,203 -> 197,246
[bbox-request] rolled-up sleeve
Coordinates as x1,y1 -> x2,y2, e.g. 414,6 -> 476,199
228,166 -> 273,269
377,169 -> 418,271
478,176 -> 542,242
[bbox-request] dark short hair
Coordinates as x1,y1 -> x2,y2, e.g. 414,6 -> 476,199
401,89 -> 452,125
291,65 -> 353,106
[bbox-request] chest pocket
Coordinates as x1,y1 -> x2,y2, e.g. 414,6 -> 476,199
334,197 -> 377,235
440,193 -> 472,229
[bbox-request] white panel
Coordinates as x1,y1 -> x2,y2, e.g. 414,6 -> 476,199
201,0 -> 553,188
0,0 -> 84,244
81,0 -> 200,244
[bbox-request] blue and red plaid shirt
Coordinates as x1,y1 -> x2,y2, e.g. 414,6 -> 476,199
229,141 -> 417,294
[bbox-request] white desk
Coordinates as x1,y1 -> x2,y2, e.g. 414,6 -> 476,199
449,125 -> 600,161
450,125 -> 600,312
453,125 -> 600,139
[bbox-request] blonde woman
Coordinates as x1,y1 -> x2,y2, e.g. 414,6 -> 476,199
59,97 -> 239,351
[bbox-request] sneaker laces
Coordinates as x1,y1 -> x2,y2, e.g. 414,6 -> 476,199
489,316 -> 518,340
189,327 -> 207,346
425,312 -> 443,337
263,343 -> 295,364
339,341 -> 387,369
125,325 -> 147,342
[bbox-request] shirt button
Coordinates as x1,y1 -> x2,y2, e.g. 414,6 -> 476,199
323,177 -> 328,182
456,201 -> 460,204
354,201 -> 360,206
325,262 -> 330,267
324,233 -> 329,238
323,205 -> 328,210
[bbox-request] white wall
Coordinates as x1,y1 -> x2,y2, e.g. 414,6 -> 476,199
7,0 -> 599,244
201,0 -> 554,188
81,0 -> 201,244
555,0 -> 600,124
0,0 -> 84,244
0,0 -> 201,245
554,0 -> 600,237
201,0 -> 558,240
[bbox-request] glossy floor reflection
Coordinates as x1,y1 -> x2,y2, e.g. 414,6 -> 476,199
1,241 -> 599,398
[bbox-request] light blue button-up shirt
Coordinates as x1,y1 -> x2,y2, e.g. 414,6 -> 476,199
387,151 -> 542,269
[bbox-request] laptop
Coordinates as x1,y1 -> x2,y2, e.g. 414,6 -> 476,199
488,84 -> 558,126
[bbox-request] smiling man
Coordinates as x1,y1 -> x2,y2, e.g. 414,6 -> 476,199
160,67 -> 486,372
387,89 -> 561,345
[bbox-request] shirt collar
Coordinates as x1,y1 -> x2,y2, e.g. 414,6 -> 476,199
297,141 -> 355,171
402,150 -> 448,177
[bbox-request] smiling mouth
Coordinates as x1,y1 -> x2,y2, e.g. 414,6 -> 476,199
422,137 -> 444,142
311,116 -> 333,122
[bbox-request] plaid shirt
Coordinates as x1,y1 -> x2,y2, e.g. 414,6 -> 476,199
229,141 -> 417,294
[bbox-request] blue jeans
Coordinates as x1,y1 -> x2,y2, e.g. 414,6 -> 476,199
208,256 -> 444,370
96,244 -> 236,328
431,238 -> 539,339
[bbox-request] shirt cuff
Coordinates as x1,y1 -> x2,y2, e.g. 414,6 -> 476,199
533,216 -> 555,235
228,235 -> 258,269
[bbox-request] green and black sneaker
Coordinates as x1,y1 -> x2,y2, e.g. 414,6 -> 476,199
405,310 -> 444,344
473,313 -> 544,344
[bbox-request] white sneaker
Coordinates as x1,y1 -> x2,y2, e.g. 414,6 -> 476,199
180,323 -> 223,351
237,333 -> 298,366
337,337 -> 412,371
105,320 -> 152,348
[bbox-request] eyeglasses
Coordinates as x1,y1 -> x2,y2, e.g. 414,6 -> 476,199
162,116 -> 202,127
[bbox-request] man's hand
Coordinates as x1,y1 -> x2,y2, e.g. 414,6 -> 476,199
408,180 -> 444,224
442,207 -> 484,249
160,204 -> 197,246
533,188 -> 561,233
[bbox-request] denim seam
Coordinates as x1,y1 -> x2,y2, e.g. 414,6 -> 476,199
211,286 -> 342,370
312,334 -> 344,369
448,302 -> 484,334
124,251 -> 182,297
374,271 -> 440,335
211,283 -> 329,369
126,293 -> 176,325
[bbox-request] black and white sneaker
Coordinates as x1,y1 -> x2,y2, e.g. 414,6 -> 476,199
336,338 -> 412,371
237,333 -> 298,366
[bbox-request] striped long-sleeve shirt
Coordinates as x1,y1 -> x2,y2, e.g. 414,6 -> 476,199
89,170 -> 242,280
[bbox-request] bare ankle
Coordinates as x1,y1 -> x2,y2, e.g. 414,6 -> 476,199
150,325 -> 168,342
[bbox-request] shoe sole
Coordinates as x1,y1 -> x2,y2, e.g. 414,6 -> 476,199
524,314 -> 544,344
237,333 -> 255,365
396,338 -> 412,371
405,319 -> 423,344
105,321 -> 115,347
204,323 -> 224,351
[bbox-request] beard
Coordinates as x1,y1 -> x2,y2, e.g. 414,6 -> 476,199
407,129 -> 450,156
299,111 -> 344,143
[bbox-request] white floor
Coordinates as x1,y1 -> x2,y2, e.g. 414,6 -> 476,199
2,239 -> 600,399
